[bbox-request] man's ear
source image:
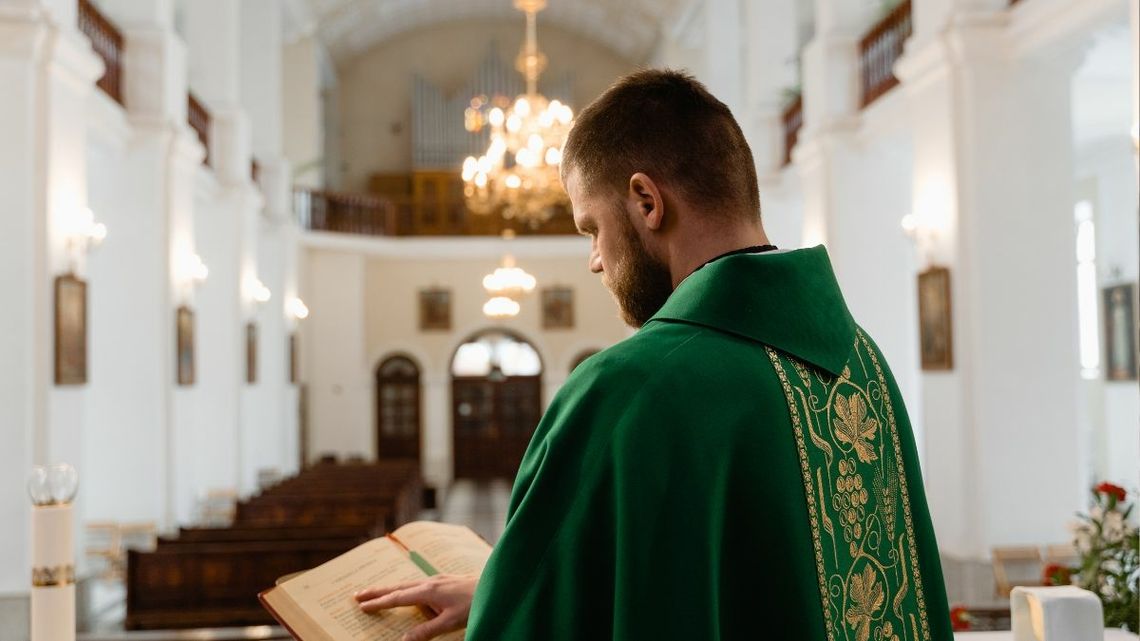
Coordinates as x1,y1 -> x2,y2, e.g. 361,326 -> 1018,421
628,172 -> 665,231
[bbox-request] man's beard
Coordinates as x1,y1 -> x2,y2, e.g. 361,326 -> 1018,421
604,209 -> 675,328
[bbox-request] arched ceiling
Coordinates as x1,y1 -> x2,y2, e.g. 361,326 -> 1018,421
287,0 -> 691,64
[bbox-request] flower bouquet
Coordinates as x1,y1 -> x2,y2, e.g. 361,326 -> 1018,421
1068,482 -> 1139,631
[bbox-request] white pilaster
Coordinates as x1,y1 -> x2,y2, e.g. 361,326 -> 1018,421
0,0 -> 102,592
702,0 -> 745,117
898,3 -> 1083,557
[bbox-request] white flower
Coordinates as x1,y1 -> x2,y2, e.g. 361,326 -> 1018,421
1103,511 -> 1126,544
1090,505 -> 1105,521
1070,520 -> 1095,553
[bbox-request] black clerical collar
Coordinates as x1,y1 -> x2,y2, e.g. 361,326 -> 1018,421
700,244 -> 779,270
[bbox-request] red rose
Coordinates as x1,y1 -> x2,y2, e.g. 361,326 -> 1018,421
950,605 -> 972,631
1042,563 -> 1073,586
1095,482 -> 1127,502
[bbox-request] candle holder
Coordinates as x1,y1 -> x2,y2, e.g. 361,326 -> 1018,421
28,463 -> 78,641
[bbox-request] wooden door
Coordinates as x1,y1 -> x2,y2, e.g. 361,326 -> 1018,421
452,375 -> 541,479
376,356 -> 421,461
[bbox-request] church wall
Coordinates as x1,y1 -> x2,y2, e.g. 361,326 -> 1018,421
1078,139 -> 1140,490
283,36 -> 326,189
300,237 -> 630,489
334,20 -> 637,191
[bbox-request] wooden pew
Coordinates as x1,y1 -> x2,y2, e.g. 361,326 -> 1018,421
125,461 -> 423,630
126,540 -> 349,629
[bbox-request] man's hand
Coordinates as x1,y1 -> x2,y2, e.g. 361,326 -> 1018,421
355,574 -> 478,641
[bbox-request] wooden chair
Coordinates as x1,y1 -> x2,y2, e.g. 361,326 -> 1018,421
84,521 -> 122,580
992,546 -> 1044,598
119,521 -> 157,552
1043,543 -> 1078,567
198,488 -> 238,526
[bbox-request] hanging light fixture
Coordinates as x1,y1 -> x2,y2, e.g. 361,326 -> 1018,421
463,0 -> 573,227
481,242 -> 537,319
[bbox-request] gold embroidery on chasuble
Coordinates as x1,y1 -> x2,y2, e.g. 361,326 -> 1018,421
765,330 -> 931,641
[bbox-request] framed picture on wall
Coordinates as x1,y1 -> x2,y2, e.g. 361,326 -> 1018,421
917,266 -> 953,371
1103,283 -> 1138,381
542,287 -> 574,330
54,274 -> 88,385
289,333 -> 298,384
246,322 -> 258,384
419,288 -> 451,331
176,306 -> 195,386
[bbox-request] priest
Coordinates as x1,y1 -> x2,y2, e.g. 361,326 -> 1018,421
356,69 -> 954,641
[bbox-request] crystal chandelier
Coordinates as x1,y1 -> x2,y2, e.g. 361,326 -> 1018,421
481,253 -> 537,319
462,0 -> 573,227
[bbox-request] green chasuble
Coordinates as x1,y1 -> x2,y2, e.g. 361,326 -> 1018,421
467,246 -> 953,641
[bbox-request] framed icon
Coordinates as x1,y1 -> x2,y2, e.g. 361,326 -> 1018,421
54,274 -> 88,385
918,267 -> 953,371
542,287 -> 574,330
176,305 -> 195,385
419,288 -> 451,331
246,322 -> 258,384
1104,283 -> 1138,381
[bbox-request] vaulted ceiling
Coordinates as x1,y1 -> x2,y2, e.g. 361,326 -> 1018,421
286,0 -> 691,65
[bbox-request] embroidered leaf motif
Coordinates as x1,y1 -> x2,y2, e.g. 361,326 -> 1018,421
845,565 -> 885,641
834,392 -> 879,463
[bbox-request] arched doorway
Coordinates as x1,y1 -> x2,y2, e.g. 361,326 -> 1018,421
451,330 -> 543,480
375,354 -> 421,461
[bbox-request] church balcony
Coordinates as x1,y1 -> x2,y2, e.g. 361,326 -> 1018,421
187,92 -> 211,167
859,0 -> 913,109
781,93 -> 803,167
78,0 -> 124,106
294,187 -> 579,238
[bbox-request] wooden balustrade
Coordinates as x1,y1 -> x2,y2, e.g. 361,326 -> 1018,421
78,0 -> 124,105
187,93 -> 211,166
859,0 -> 913,108
294,187 -> 578,237
781,94 -> 804,166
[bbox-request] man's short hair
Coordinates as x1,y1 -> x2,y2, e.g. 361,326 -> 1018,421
561,69 -> 760,219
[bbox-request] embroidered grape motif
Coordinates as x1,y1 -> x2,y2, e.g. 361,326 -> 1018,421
835,457 -> 871,556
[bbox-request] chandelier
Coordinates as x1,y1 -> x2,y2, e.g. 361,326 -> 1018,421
482,253 -> 537,319
462,0 -> 573,227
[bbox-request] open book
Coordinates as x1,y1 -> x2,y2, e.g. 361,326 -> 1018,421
259,521 -> 492,641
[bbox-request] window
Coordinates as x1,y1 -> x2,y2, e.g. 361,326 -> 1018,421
1075,200 -> 1099,379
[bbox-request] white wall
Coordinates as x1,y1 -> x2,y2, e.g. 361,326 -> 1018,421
300,236 -> 628,488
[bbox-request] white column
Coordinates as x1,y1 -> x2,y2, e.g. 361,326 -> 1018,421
0,0 -> 102,593
898,1 -> 1083,557
90,0 -> 205,528
182,0 -> 261,490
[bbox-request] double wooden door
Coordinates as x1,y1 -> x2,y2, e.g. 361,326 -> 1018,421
452,375 -> 542,479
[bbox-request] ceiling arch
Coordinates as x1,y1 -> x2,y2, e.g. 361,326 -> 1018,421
292,0 -> 690,64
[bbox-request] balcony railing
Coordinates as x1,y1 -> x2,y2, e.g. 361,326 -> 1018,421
78,0 -> 124,105
294,188 -> 578,237
187,93 -> 211,166
859,0 -> 913,108
781,94 -> 804,166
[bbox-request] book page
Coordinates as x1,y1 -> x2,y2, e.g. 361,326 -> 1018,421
391,521 -> 493,577
277,537 -> 457,641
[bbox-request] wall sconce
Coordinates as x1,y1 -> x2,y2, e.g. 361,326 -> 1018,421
176,252 -> 208,303
900,214 -> 943,267
286,297 -> 309,321
251,278 -> 271,306
63,207 -> 107,272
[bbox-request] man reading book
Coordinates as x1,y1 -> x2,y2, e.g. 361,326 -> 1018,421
355,69 -> 954,641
